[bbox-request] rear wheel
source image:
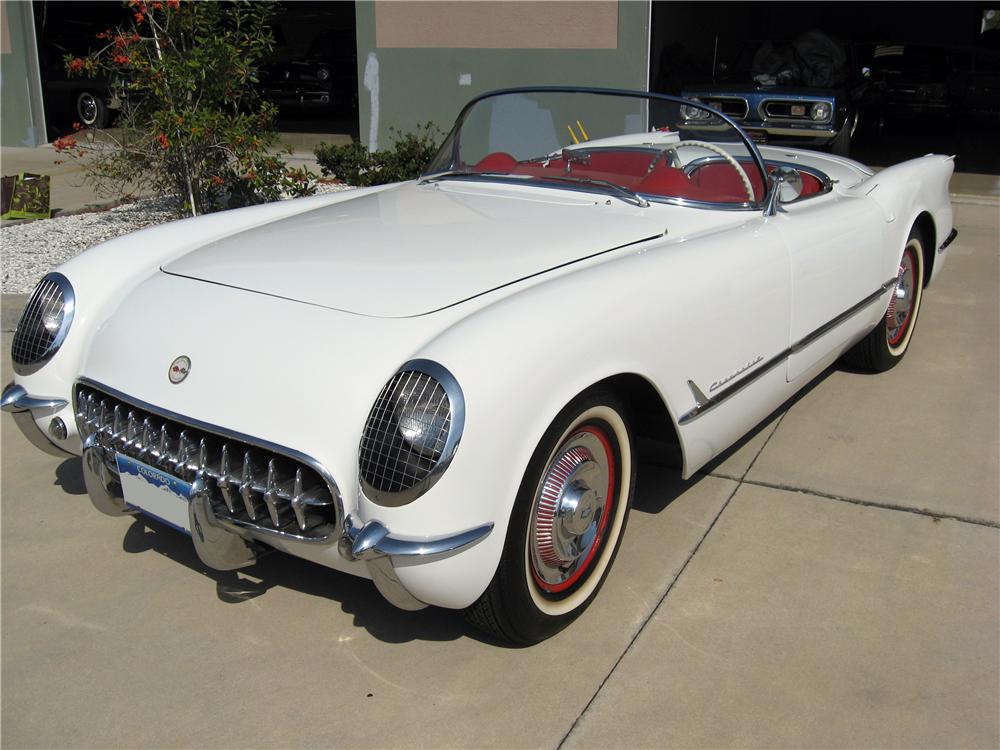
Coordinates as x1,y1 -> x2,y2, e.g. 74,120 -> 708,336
465,391 -> 635,645
844,225 -> 926,372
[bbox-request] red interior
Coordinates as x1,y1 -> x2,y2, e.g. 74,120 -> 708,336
471,149 -> 823,204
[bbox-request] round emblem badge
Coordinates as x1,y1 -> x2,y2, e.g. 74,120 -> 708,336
168,356 -> 191,384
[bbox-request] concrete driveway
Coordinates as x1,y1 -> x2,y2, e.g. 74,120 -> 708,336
2,200 -> 997,749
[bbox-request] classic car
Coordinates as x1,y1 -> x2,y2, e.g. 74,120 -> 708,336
681,32 -> 865,155
259,29 -> 357,111
3,87 -> 956,645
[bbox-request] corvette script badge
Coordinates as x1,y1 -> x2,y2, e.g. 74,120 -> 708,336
168,356 -> 191,384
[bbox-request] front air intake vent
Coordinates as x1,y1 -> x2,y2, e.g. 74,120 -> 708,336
12,273 -> 75,375
359,362 -> 464,507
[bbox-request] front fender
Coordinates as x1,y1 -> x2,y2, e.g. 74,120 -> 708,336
358,240 -> 685,609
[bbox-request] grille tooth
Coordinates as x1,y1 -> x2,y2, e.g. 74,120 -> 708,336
112,404 -> 125,440
74,384 -> 337,540
139,418 -> 155,459
240,451 -> 265,521
218,443 -> 241,513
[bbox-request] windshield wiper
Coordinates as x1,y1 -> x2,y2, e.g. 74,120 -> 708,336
537,175 -> 650,208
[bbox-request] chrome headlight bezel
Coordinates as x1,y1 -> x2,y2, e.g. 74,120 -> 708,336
680,98 -> 714,121
358,360 -> 465,507
11,272 -> 76,376
811,101 -> 832,122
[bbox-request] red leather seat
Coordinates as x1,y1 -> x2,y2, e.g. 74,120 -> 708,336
473,152 -> 517,172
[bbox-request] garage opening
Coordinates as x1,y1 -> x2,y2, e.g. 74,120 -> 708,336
650,1 -> 1000,174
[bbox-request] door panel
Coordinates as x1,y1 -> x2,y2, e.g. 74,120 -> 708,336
662,217 -> 792,474
776,194 -> 886,381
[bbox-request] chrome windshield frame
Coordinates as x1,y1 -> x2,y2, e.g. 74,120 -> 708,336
422,85 -> 772,211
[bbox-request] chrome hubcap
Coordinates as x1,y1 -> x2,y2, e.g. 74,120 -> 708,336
80,95 -> 97,124
886,248 -> 916,346
530,428 -> 613,592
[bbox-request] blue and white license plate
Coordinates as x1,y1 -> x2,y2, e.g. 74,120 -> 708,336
116,453 -> 193,535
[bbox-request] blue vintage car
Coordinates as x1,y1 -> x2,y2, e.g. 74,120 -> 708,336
681,32 -> 862,155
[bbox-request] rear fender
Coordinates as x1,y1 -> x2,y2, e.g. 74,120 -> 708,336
847,155 -> 955,284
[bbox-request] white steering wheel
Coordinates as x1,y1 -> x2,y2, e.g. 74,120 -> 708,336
678,141 -> 756,201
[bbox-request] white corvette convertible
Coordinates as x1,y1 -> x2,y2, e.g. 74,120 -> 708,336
3,88 -> 956,644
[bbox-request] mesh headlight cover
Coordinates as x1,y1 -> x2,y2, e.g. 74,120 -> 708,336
359,363 -> 464,506
11,273 -> 75,376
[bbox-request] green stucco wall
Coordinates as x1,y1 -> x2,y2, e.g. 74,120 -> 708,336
1,0 -> 47,146
354,1 -> 650,150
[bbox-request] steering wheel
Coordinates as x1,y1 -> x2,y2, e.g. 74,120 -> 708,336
678,141 -> 756,201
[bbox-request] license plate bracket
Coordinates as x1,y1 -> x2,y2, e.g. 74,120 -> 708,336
116,453 -> 193,534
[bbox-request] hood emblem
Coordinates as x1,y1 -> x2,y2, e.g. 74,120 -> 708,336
169,356 -> 191,384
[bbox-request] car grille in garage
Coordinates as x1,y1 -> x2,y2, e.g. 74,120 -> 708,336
75,383 -> 340,542
359,371 -> 452,497
704,97 -> 749,119
12,276 -> 68,374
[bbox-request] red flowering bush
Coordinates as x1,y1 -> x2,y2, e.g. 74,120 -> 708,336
62,0 -> 314,216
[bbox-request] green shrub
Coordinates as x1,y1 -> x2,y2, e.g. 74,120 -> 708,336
314,124 -> 443,187
58,0 -> 315,217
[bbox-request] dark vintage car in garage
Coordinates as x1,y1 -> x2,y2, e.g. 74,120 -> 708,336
259,28 -> 357,111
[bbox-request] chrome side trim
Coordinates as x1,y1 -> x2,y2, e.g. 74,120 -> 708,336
1,383 -> 68,413
679,277 -> 899,425
74,377 -> 344,538
938,228 -> 958,253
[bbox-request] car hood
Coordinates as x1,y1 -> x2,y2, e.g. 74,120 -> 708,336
683,83 -> 843,97
162,181 -> 665,318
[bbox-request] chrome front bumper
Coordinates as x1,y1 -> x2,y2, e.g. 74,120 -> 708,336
338,514 -> 494,610
3,381 -> 493,612
1,383 -> 73,457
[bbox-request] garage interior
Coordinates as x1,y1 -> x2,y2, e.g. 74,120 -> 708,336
650,1 -> 1000,173
27,0 -> 1000,173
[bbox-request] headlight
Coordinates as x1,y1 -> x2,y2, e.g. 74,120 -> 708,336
359,360 -> 465,506
316,67 -> 331,81
11,272 -> 75,376
811,102 -> 832,121
680,98 -> 713,120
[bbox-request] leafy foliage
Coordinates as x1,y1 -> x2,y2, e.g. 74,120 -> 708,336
58,0 -> 314,216
313,124 -> 443,187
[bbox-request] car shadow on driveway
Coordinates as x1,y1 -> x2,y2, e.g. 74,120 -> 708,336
117,511 -> 472,644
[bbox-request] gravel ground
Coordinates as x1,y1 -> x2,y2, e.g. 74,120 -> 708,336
1,183 -> 354,295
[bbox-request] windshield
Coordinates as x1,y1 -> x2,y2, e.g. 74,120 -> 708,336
423,88 -> 768,207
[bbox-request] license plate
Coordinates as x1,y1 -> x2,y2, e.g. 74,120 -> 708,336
116,453 -> 193,534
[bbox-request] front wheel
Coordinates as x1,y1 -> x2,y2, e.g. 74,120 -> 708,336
465,391 -> 635,645
843,225 -> 926,372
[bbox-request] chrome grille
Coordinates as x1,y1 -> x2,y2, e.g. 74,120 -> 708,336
12,275 -> 72,375
704,97 -> 748,119
763,100 -> 811,119
75,384 -> 339,541
359,371 -> 452,496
